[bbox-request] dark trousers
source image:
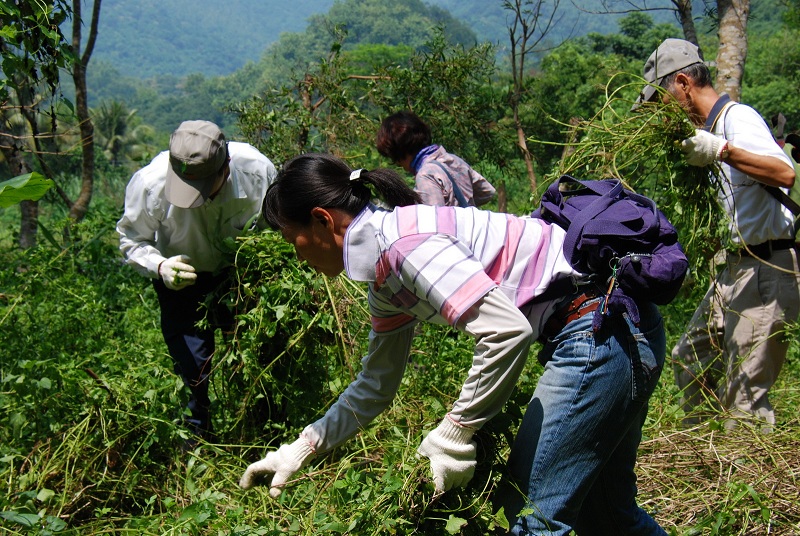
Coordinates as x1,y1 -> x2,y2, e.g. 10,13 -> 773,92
152,269 -> 234,434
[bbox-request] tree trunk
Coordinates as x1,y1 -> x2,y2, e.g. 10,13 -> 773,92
19,200 -> 39,249
715,0 -> 749,101
496,180 -> 507,212
70,57 -> 94,222
68,0 -> 102,222
674,0 -> 699,45
504,0 -> 557,199
561,117 -> 582,162
5,144 -> 37,248
515,117 -> 538,194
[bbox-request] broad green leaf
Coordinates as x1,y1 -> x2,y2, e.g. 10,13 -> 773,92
37,488 -> 56,503
489,507 -> 511,530
445,515 -> 467,534
0,511 -> 40,527
44,515 -> 68,531
178,502 -> 205,520
0,173 -> 54,208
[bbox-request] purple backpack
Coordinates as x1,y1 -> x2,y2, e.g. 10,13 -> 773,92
532,176 -> 689,325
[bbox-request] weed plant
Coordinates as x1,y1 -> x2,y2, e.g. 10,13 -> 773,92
536,76 -> 728,277
2,139 -> 800,533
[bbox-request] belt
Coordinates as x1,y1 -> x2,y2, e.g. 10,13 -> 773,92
540,286 -> 603,341
738,239 -> 796,259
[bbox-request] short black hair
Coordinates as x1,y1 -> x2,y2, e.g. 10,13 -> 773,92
376,111 -> 432,163
661,62 -> 713,90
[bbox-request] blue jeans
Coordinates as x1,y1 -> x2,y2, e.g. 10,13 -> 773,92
500,301 -> 667,536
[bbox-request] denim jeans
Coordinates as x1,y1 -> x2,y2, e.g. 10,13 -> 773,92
500,301 -> 667,536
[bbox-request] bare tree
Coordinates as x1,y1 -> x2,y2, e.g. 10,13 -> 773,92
674,0 -> 699,44
504,0 -> 566,196
593,0 -> 699,45
0,1 -> 70,247
0,0 -> 101,246
68,0 -> 102,222
591,0 -> 753,104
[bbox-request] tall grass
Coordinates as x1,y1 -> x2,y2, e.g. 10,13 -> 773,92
2,88 -> 800,533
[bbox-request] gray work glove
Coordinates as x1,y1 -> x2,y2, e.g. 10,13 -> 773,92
416,417 -> 476,493
239,437 -> 316,498
158,255 -> 197,290
772,112 -> 786,139
681,129 -> 726,167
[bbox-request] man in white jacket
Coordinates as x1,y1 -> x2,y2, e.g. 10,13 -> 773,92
117,120 -> 276,443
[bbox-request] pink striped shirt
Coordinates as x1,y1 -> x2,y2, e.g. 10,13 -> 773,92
344,204 -> 578,334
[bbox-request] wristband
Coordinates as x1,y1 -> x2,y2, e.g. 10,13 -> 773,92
717,140 -> 730,161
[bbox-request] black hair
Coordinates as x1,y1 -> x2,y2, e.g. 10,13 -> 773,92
661,62 -> 713,89
262,153 -> 422,229
375,111 -> 432,163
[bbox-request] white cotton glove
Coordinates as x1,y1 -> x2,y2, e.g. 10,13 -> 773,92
158,255 -> 197,290
680,129 -> 726,167
239,437 -> 316,498
416,417 -> 477,493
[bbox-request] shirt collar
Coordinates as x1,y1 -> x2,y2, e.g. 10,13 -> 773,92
343,203 -> 384,281
410,144 -> 440,172
201,164 -> 246,206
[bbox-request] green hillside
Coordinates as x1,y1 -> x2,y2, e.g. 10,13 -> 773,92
92,0 -> 678,79
432,0 -> 679,47
93,0 -> 336,78
3,2 -> 800,534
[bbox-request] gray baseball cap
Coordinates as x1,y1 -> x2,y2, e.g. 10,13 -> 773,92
636,38 -> 705,105
165,120 -> 228,208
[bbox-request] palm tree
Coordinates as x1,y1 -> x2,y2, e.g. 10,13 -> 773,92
92,100 -> 154,167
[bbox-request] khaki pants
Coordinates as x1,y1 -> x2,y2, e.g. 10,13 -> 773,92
672,248 -> 800,431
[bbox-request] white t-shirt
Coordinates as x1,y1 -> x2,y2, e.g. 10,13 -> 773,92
715,103 -> 795,245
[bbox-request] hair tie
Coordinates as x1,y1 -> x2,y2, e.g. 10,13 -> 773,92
349,168 -> 365,181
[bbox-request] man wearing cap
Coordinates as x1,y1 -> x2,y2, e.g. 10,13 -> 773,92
117,120 -> 277,443
637,39 -> 800,431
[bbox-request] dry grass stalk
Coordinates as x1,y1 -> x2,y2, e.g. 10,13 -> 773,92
639,419 -> 800,534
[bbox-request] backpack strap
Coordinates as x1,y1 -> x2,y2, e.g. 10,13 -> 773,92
763,186 -> 800,235
557,177 -> 634,265
703,94 -> 732,132
548,176 -> 650,328
426,160 -> 470,208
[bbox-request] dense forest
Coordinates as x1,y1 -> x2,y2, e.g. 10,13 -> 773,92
2,0 -> 800,534
91,0 -> 680,79
77,0 -> 795,137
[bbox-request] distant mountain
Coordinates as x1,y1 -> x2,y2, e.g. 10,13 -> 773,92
431,0 -> 677,49
90,0 -> 677,79
92,0 -> 335,78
